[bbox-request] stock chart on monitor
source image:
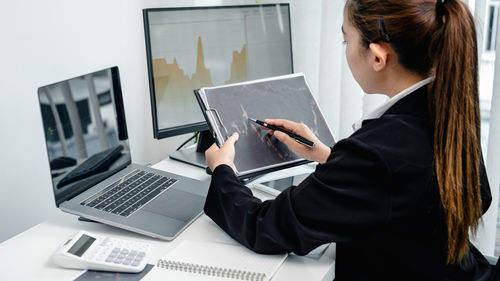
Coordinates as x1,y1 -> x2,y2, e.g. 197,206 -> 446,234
145,5 -> 293,133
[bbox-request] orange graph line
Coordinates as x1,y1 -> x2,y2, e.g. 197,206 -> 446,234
152,36 -> 248,101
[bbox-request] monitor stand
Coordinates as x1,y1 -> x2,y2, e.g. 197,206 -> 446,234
169,130 -> 214,169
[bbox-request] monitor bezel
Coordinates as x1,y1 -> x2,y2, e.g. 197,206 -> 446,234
143,3 -> 294,139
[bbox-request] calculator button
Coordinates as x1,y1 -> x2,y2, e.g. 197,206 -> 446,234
123,259 -> 132,265
101,238 -> 111,246
112,248 -> 120,253
105,257 -> 114,263
138,251 -> 146,257
132,260 -> 141,266
120,249 -> 129,255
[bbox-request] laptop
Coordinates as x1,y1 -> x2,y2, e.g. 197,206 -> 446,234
37,66 -> 209,240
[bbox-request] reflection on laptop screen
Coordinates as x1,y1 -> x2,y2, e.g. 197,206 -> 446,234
38,67 -> 131,206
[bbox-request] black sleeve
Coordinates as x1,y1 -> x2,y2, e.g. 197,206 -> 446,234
479,155 -> 491,214
203,138 -> 392,256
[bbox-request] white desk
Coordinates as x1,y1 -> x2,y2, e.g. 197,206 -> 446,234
0,158 -> 335,281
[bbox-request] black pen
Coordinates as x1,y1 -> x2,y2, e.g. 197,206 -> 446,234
248,118 -> 315,148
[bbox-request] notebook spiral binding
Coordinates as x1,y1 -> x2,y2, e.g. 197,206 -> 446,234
157,259 -> 266,281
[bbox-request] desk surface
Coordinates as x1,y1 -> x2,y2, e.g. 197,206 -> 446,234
0,158 -> 335,281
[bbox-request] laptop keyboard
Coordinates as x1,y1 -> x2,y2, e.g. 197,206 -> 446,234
80,170 -> 177,217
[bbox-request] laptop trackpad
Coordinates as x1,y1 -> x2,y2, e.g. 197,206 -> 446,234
143,187 -> 204,222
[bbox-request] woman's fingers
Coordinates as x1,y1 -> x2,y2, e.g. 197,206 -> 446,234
264,119 -> 299,133
224,132 -> 239,147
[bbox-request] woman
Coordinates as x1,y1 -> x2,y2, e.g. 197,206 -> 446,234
204,0 -> 492,280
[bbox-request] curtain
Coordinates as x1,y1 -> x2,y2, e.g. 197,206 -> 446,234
482,0 -> 500,256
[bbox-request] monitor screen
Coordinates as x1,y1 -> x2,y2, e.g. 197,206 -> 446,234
38,67 -> 131,206
143,4 -> 293,139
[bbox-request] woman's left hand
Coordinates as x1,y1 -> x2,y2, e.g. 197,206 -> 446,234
205,132 -> 239,173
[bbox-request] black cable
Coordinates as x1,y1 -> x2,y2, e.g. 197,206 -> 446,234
176,132 -> 198,151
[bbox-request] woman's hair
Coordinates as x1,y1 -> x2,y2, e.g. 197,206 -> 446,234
345,0 -> 482,264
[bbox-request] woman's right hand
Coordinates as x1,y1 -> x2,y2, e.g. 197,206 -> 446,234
264,119 -> 331,164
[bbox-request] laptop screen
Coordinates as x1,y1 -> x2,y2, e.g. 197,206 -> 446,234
38,67 -> 131,207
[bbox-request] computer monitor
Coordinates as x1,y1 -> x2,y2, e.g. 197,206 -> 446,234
143,4 -> 294,168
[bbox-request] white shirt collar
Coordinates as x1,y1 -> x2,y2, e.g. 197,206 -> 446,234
352,77 -> 433,132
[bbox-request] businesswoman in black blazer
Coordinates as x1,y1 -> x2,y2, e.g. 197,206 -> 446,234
203,0 -> 492,280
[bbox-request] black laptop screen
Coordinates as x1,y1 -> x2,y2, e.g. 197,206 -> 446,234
38,67 -> 131,207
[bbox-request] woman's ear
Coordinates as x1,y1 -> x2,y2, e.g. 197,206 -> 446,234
368,43 -> 389,72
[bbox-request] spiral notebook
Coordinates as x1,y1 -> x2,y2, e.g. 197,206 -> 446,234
142,240 -> 288,281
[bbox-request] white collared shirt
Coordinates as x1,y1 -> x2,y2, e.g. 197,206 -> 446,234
352,77 -> 434,132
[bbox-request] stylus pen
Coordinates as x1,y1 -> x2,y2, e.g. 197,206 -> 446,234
249,118 -> 315,148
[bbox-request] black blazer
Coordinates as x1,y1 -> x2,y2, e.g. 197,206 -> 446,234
204,86 -> 492,281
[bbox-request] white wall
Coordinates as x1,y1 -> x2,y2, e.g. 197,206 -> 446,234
0,0 -> 330,243
0,0 -> 147,243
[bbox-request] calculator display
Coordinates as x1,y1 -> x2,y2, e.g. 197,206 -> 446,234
68,234 -> 96,257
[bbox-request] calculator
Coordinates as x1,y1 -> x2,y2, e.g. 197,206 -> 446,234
51,230 -> 151,273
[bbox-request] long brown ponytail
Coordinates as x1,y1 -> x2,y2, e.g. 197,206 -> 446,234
345,0 -> 482,264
